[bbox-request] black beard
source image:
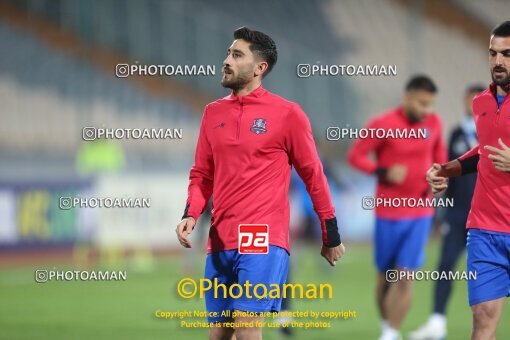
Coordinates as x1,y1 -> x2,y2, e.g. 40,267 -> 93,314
408,114 -> 423,124
405,109 -> 423,123
491,69 -> 510,87
221,72 -> 251,91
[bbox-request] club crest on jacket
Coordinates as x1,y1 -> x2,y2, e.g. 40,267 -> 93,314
250,118 -> 267,134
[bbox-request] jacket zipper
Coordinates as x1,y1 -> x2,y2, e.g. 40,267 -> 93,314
237,99 -> 243,140
495,92 -> 509,126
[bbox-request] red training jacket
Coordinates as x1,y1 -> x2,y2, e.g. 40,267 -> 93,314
458,84 -> 510,233
183,85 -> 336,253
348,106 -> 447,219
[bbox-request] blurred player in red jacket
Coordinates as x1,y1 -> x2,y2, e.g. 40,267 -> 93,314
348,75 -> 447,340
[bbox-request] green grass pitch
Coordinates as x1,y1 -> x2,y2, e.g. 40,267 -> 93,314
0,241 -> 508,339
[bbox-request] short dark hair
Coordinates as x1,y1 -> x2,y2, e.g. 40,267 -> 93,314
405,75 -> 438,93
466,84 -> 485,95
491,21 -> 510,37
233,26 -> 277,77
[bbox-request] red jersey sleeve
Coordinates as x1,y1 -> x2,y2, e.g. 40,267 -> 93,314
347,117 -> 384,174
285,104 -> 340,247
183,106 -> 214,221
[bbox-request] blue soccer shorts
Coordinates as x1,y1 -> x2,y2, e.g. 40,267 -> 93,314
204,245 -> 289,322
466,228 -> 510,306
374,216 -> 433,273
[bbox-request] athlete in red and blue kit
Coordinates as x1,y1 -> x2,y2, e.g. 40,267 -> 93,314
348,75 -> 447,340
427,21 -> 510,340
175,27 -> 345,340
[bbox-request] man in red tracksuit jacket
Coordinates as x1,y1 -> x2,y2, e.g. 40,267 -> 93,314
175,26 -> 345,340
348,75 -> 447,340
427,21 -> 510,340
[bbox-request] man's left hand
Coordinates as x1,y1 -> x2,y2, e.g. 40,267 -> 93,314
485,138 -> 510,172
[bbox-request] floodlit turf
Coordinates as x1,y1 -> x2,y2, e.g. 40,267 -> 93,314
0,241 -> 508,339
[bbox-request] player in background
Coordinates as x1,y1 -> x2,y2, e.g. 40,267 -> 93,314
410,84 -> 484,340
427,21 -> 510,340
348,75 -> 447,340
176,27 -> 345,340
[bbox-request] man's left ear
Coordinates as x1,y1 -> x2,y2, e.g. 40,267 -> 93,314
255,62 -> 268,77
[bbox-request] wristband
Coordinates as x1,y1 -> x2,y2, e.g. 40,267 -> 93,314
375,167 -> 388,177
458,155 -> 479,175
323,217 -> 342,248
181,204 -> 191,220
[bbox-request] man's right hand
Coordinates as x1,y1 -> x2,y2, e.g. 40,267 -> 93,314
426,163 -> 449,195
386,164 -> 407,184
321,243 -> 346,267
175,217 -> 196,248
